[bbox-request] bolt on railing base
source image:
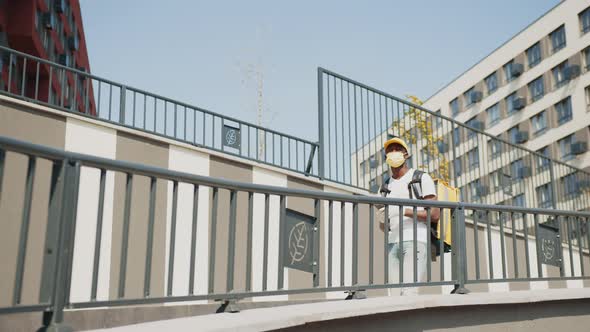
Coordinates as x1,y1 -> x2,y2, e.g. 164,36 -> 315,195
451,285 -> 470,295
345,290 -> 367,300
216,299 -> 240,313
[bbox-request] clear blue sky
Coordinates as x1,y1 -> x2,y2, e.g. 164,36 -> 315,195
80,0 -> 559,142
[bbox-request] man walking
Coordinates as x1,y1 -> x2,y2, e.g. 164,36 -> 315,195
380,136 -> 439,295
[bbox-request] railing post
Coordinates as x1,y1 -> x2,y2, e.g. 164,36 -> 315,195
119,85 -> 127,125
317,68 -> 325,180
41,160 -> 80,332
451,206 -> 469,294
548,159 -> 558,210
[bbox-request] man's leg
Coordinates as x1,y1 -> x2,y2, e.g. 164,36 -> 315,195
388,243 -> 401,296
400,241 -> 428,296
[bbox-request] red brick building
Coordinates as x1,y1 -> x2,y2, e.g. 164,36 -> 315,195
0,0 -> 95,115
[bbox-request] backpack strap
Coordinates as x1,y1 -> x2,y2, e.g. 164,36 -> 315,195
380,176 -> 391,197
408,170 -> 424,199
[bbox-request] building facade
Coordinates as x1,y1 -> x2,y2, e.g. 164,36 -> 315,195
0,0 -> 95,114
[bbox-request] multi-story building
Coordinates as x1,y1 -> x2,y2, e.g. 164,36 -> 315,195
0,0 -> 95,114
354,0 -> 590,212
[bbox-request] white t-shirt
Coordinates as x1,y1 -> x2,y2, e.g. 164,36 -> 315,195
385,168 -> 437,244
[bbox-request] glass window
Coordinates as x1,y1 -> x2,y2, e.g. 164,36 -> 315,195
508,126 -> 520,144
580,7 -> 590,34
531,111 -> 547,135
513,194 -> 525,207
450,98 -> 459,117
559,134 -> 574,160
485,72 -> 498,94
465,117 -> 479,139
463,87 -> 475,107
526,42 -> 542,68
552,60 -> 568,88
536,146 -> 551,169
550,25 -> 566,53
453,127 -> 460,146
486,103 -> 500,126
369,155 -> 377,169
469,179 -> 481,199
489,139 -> 502,159
491,171 -> 501,191
528,76 -> 544,102
505,92 -> 517,115
434,110 -> 442,128
584,47 -> 590,70
563,173 -> 579,197
504,60 -> 515,82
511,159 -> 525,180
536,184 -> 553,208
585,85 -> 590,109
467,148 -> 480,169
555,97 -> 572,125
454,158 -> 462,176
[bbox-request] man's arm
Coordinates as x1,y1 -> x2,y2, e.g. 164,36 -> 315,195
403,194 -> 440,223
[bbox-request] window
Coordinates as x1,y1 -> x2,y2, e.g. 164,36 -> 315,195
489,139 -> 502,159
454,158 -> 462,176
508,126 -> 520,144
434,110 -> 442,128
550,25 -> 566,53
552,60 -> 569,88
526,42 -> 542,68
465,117 -> 479,139
513,194 -> 525,207
511,158 -> 525,181
531,111 -> 547,135
491,171 -> 501,191
360,160 -> 367,176
469,179 -> 482,199
504,60 -> 516,82
536,146 -> 551,170
453,127 -> 461,146
467,148 -> 480,169
528,76 -> 544,102
584,47 -> 590,70
464,87 -> 475,107
369,155 -> 377,169
580,7 -> 590,34
505,92 -> 517,115
485,72 -> 498,94
369,178 -> 377,192
555,97 -> 572,125
586,85 -> 590,110
562,173 -> 579,197
450,98 -> 459,117
559,134 -> 574,160
536,184 -> 553,208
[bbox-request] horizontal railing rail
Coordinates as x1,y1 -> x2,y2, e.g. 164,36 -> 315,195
0,45 -> 319,178
1,135 -> 590,330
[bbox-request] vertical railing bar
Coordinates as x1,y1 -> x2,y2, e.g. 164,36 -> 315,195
328,200 -> 333,287
327,76 -> 332,180
352,202 -> 359,285
383,204 -> 389,284
188,184 -> 199,295
118,173 -> 133,298
108,84 -> 112,121
0,149 -> 5,203
511,212 -> 518,278
164,102 -> 168,136
474,210 -> 480,280
167,181 -> 179,296
360,89 -> 365,189
132,91 -> 136,126
246,192 -> 254,291
354,85 -> 359,188
262,193 -> 270,291
12,156 -> 36,305
208,187 -> 219,293
90,169 -> 107,301
143,94 -> 147,130
71,71 -> 77,111
340,80 -> 346,182
557,216 -> 565,277
576,217 -> 584,277
440,207 -> 445,281
20,57 -> 27,96
59,68 -> 64,107
399,205 -> 404,284
7,53 -> 13,94
498,212 -> 507,279
34,61 -> 40,100
48,67 -> 54,106
226,190 -> 238,292
347,82 -> 352,185
202,113 -> 206,146
413,206 -> 418,283
426,207 -> 431,282
184,106 -> 187,141
486,210 -> 494,279
153,98 -> 157,133
567,216 -> 574,277
340,201 -> 345,286
534,214 -> 542,278
144,177 -> 157,297
369,203 -> 375,285
84,77 -> 90,114
523,213 -> 531,278
313,199 -> 321,288
278,195 -> 286,289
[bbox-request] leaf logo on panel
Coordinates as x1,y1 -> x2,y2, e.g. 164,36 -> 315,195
288,222 -> 309,265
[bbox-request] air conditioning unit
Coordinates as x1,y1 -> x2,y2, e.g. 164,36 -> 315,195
477,185 -> 489,196
54,0 -> 66,13
68,36 -> 79,51
43,13 -> 55,30
572,142 -> 588,155
513,97 -> 526,110
511,63 -> 524,77
470,91 -> 483,104
515,131 -> 529,144
517,166 -> 532,178
565,65 -> 581,80
437,141 -> 449,153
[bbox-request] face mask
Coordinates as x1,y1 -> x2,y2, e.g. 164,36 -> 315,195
386,151 -> 406,168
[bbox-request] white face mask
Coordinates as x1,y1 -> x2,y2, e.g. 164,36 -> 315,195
386,151 -> 406,168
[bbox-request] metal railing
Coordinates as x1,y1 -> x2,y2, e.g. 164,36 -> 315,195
1,135 -> 590,330
317,68 -> 590,213
0,45 -> 319,177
